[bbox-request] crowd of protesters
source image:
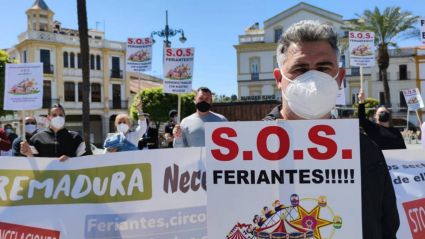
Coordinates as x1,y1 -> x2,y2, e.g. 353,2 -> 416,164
0,20 -> 406,238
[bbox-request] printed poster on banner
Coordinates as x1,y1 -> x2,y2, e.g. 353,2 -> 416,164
205,120 -> 362,239
349,31 -> 375,67
0,148 -> 207,239
402,88 -> 424,110
4,63 -> 43,110
126,37 -> 153,72
163,47 -> 194,94
420,18 -> 425,45
335,85 -> 346,105
383,150 -> 425,239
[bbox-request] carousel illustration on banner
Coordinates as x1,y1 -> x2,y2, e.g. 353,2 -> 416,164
225,194 -> 342,239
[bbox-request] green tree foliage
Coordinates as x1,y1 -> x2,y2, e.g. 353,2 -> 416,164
344,7 -> 419,125
130,87 -> 195,127
352,97 -> 380,118
0,50 -> 16,117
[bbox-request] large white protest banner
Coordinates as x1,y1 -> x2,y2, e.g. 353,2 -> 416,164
349,31 -> 375,67
4,63 -> 43,110
384,150 -> 425,239
420,18 -> 425,45
0,148 -> 207,239
126,37 -> 153,72
163,47 -> 194,94
402,88 -> 424,110
205,120 -> 362,239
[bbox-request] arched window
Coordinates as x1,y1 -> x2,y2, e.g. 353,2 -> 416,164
96,55 -> 101,70
90,54 -> 95,70
63,52 -> 68,67
70,52 -> 75,68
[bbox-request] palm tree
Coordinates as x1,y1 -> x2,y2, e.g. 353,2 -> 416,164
77,0 -> 92,154
344,7 -> 420,124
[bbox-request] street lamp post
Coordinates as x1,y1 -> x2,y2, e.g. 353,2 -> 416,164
151,10 -> 187,48
150,10 -> 187,124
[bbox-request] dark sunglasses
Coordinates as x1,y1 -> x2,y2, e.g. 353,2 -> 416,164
25,122 -> 36,125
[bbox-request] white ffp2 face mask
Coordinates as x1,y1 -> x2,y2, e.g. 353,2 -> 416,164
117,123 -> 130,133
50,116 -> 65,129
281,70 -> 339,119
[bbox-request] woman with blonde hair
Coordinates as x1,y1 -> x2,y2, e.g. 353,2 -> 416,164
104,100 -> 147,153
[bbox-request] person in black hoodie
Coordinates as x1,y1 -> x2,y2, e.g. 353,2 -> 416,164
264,20 -> 399,238
358,90 -> 406,150
20,104 -> 85,162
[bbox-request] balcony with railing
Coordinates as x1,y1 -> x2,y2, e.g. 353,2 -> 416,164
42,99 -> 59,108
397,71 -> 411,80
43,64 -> 54,74
109,100 -> 127,109
251,73 -> 259,81
239,35 -> 265,44
398,104 -> 408,113
18,30 -> 126,50
110,69 -> 123,79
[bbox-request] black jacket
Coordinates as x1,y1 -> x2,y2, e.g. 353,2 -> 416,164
358,104 -> 406,150
138,127 -> 159,150
12,131 -> 38,156
29,128 -> 84,158
264,105 -> 400,239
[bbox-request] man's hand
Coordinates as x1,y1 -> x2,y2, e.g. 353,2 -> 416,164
107,147 -> 119,153
358,90 -> 365,104
173,125 -> 182,139
20,140 -> 33,157
136,99 -> 143,112
59,155 -> 70,162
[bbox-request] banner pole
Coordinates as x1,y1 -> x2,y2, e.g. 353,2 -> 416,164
415,110 -> 421,127
138,71 -> 141,100
177,94 -> 181,124
360,66 -> 363,91
22,110 -> 26,141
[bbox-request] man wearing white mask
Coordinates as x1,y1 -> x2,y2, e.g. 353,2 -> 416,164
263,20 -> 399,239
11,116 -> 39,156
20,104 -> 86,162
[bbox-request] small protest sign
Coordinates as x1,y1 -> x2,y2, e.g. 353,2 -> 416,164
126,37 -> 153,72
4,63 -> 43,110
402,88 -> 424,111
163,47 -> 194,94
349,31 -> 375,67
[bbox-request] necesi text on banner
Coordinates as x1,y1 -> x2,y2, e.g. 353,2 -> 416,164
205,120 -> 362,239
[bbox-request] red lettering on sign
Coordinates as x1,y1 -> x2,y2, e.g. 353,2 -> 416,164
403,198 -> 425,239
211,127 -> 239,161
308,125 -> 337,160
257,126 -> 290,161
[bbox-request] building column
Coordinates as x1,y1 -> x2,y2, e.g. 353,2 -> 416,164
102,49 -> 110,109
102,116 -> 110,141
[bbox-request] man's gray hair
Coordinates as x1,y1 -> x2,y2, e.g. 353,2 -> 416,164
276,20 -> 340,68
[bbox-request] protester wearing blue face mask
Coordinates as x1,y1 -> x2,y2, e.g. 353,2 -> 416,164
1,124 -> 18,156
164,110 -> 178,148
12,116 -> 39,157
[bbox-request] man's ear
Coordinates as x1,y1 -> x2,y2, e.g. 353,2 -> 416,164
337,68 -> 346,87
274,68 -> 283,90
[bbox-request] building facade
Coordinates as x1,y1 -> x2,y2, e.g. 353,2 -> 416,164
6,0 -> 130,146
235,3 -> 346,102
235,2 -> 425,128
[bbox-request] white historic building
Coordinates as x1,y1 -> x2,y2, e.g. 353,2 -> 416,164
235,2 -> 425,127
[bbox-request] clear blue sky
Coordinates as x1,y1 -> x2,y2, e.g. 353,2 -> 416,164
0,0 -> 424,97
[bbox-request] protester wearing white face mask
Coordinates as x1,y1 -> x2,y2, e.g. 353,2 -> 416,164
263,20 -> 399,239
104,100 -> 146,153
20,104 -> 85,162
11,116 -> 39,156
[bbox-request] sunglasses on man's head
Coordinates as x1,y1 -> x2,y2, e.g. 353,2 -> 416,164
25,122 -> 36,125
